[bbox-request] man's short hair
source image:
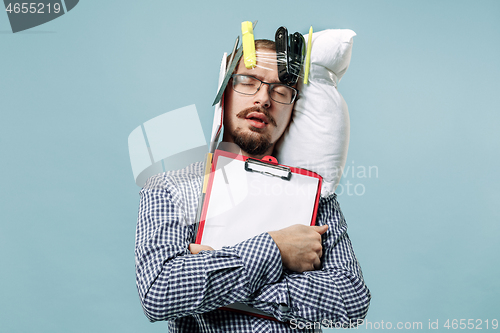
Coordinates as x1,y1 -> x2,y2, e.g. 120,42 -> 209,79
254,39 -> 276,51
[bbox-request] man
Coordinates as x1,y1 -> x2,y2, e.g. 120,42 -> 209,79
135,39 -> 370,332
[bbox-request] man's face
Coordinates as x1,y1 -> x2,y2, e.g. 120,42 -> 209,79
222,49 -> 294,158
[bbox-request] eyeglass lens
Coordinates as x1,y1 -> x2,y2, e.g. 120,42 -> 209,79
232,75 -> 296,104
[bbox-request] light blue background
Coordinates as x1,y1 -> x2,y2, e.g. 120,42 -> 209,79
1,1 -> 499,332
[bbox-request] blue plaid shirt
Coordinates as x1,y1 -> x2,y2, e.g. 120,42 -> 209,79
135,162 -> 370,332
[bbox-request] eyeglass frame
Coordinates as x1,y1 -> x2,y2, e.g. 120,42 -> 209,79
230,74 -> 299,105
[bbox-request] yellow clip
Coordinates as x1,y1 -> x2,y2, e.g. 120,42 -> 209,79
202,153 -> 212,193
303,26 -> 313,84
241,21 -> 256,69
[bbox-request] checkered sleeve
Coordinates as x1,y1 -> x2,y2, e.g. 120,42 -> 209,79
135,170 -> 283,322
245,194 -> 371,325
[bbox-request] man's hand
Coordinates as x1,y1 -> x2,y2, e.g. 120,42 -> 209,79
268,224 -> 328,273
189,243 -> 214,254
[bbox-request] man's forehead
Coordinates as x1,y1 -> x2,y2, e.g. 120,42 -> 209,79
235,49 -> 280,83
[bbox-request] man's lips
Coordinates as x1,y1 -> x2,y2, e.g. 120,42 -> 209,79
244,112 -> 269,129
236,107 -> 277,130
245,112 -> 269,125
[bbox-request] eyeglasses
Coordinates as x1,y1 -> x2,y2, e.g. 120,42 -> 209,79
231,74 -> 298,105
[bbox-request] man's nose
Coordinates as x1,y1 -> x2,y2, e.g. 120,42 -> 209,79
254,84 -> 271,108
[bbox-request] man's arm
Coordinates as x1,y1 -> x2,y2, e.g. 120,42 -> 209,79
135,173 -> 285,322
136,172 -> 370,324
244,195 -> 371,325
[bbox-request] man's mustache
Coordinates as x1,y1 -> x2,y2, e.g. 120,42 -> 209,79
236,106 -> 277,127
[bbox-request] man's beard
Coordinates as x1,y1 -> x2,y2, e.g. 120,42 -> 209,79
231,106 -> 276,156
232,127 -> 272,156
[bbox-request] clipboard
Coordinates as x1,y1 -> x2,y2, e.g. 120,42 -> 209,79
194,149 -> 322,321
195,149 -> 322,250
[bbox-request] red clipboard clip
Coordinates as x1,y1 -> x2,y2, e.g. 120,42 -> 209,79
244,157 -> 292,181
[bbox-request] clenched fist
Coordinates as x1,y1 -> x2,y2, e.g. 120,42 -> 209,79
268,224 -> 328,273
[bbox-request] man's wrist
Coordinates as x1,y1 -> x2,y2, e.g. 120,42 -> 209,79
233,232 -> 283,292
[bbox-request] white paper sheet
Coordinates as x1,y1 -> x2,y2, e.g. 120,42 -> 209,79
199,154 -> 320,250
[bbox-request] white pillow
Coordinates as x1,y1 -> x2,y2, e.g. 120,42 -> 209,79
274,29 -> 356,197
